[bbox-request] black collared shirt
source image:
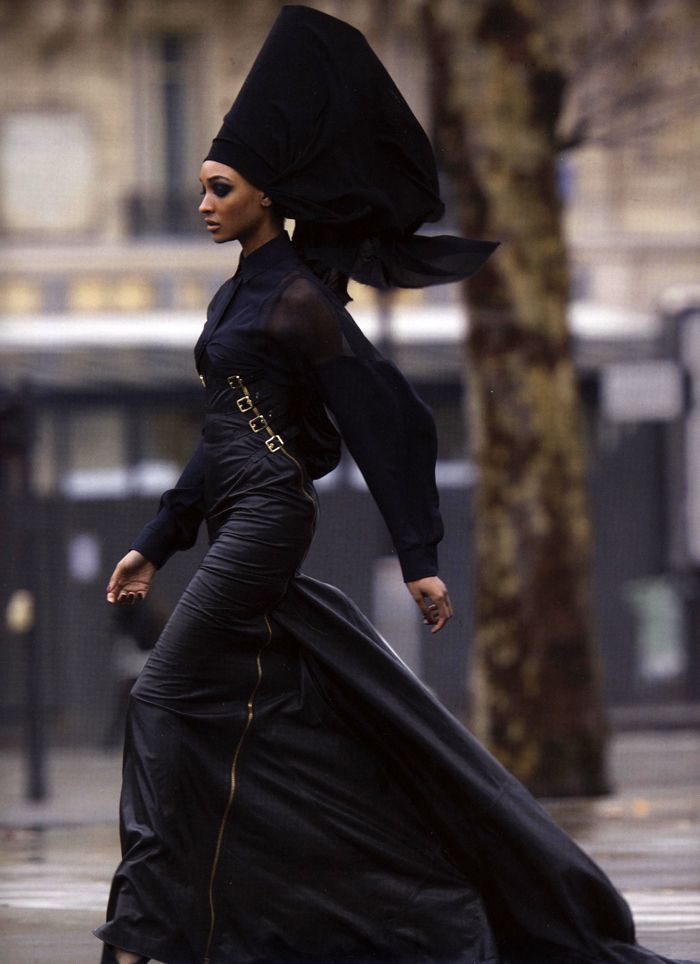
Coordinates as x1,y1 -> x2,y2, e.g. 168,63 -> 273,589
133,233 -> 443,582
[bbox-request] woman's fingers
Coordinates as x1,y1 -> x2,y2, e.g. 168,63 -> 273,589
106,558 -> 151,605
409,588 -> 435,625
114,586 -> 148,605
406,577 -> 453,634
428,595 -> 450,634
410,590 -> 430,620
106,565 -> 124,604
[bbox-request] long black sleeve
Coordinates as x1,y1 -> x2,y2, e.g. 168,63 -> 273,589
131,438 -> 206,568
317,355 -> 443,581
267,275 -> 443,582
132,253 -> 444,579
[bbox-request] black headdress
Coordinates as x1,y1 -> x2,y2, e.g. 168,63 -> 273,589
206,5 -> 496,289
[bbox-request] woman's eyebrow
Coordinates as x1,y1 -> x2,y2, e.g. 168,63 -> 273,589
199,174 -> 233,185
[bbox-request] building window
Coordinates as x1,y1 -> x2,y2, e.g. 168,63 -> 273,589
0,112 -> 93,237
126,32 -> 204,236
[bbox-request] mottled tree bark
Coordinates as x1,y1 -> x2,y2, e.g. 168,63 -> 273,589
424,0 -> 608,796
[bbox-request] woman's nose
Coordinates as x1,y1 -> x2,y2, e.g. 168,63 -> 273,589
199,194 -> 212,213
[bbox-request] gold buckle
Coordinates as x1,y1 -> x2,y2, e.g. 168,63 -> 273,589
249,414 -> 268,433
265,434 -> 284,452
236,396 -> 254,413
227,374 -> 244,389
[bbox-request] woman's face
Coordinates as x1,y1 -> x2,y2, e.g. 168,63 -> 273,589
198,161 -> 280,254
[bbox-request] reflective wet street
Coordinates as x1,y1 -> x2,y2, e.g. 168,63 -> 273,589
1,732 -> 698,963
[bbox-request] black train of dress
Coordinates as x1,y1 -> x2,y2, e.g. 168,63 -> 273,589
95,234 -> 696,964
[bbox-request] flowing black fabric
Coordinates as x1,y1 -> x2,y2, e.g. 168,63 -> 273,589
96,368 -> 499,963
95,448 -> 500,964
96,258 -> 696,961
204,5 -> 498,289
275,577 -> 696,964
95,407 -> 695,963
292,226 -> 499,291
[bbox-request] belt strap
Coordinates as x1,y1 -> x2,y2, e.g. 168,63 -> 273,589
226,373 -> 287,453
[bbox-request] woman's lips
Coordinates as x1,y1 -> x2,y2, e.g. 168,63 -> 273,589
205,221 -> 220,231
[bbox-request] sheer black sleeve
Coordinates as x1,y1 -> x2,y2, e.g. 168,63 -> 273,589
268,276 -> 444,582
131,438 -> 206,568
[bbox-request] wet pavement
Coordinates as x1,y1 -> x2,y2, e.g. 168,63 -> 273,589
0,731 -> 699,963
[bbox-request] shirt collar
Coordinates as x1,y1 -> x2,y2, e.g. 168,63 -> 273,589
236,231 -> 295,282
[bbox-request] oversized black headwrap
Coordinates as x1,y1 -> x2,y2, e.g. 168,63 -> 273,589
206,5 -> 497,289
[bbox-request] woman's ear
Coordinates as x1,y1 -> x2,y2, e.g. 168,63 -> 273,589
261,194 -> 273,208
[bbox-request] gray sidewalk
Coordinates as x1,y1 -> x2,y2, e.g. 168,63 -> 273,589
1,731 -> 699,962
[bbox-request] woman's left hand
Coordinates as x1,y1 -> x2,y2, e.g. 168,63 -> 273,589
406,576 -> 453,634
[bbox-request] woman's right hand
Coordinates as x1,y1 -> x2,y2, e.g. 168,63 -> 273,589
106,550 -> 156,605
406,575 -> 453,634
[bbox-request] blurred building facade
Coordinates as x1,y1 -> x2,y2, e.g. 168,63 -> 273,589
1,1 -> 698,322
562,0 -> 700,315
0,0 -> 435,320
1,0 -> 699,747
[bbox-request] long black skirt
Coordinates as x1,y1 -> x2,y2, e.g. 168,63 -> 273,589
95,449 -> 695,964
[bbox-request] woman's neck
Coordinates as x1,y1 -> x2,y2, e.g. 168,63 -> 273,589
240,224 -> 284,258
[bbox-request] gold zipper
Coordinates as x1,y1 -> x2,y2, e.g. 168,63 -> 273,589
202,615 -> 273,963
278,445 -> 317,513
201,378 -> 316,961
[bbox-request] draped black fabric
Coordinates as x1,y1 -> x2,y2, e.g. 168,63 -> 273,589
97,507 -> 696,963
205,5 -> 498,288
276,574 -> 695,964
97,408 -> 696,964
96,472 -> 502,964
292,225 -> 499,290
97,233 -> 698,964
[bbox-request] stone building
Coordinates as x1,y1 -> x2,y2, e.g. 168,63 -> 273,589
1,0 -> 697,329
561,0 -> 700,321
0,0 -> 433,322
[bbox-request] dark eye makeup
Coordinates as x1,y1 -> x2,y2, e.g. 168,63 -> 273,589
199,181 -> 233,198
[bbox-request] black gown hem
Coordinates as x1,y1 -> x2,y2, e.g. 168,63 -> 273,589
92,925 -> 163,962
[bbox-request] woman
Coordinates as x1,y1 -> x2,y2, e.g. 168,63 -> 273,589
96,8 -> 695,964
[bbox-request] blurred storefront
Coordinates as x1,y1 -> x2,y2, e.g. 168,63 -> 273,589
579,291 -> 700,721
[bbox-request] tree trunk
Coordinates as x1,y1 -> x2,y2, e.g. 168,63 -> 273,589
424,0 -> 608,796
